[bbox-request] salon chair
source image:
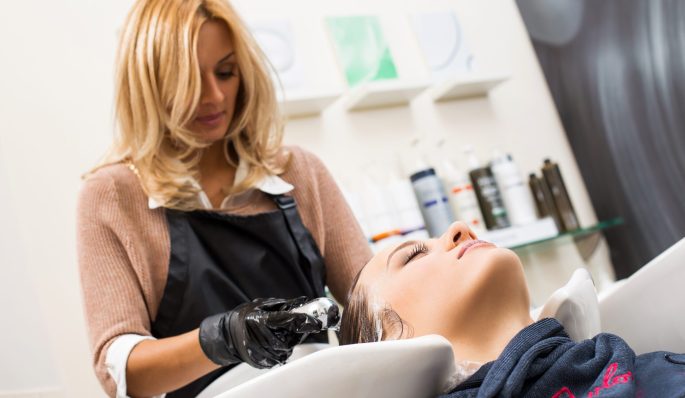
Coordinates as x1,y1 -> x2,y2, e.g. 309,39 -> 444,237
207,238 -> 685,398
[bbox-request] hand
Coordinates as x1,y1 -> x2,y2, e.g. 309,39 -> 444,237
199,297 -> 323,369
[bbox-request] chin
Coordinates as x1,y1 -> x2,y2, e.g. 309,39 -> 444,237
489,248 -> 528,293
454,247 -> 526,300
486,247 -> 524,276
445,248 -> 529,323
493,247 -> 521,264
198,127 -> 229,144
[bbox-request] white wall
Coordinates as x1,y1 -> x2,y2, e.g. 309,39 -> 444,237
0,1 -> 613,396
0,2 -> 134,396
0,164 -> 63,395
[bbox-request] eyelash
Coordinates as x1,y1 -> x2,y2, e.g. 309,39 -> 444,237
403,242 -> 428,264
216,70 -> 236,80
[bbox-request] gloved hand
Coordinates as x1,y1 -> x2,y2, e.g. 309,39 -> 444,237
199,297 -> 323,369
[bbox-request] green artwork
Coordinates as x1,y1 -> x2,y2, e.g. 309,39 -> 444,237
326,16 -> 399,87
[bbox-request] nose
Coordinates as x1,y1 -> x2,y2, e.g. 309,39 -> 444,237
439,221 -> 477,250
200,74 -> 224,105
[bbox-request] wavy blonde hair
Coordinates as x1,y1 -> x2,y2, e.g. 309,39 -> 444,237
91,0 -> 285,210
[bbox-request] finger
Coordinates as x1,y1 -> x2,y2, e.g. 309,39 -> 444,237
253,297 -> 289,312
256,318 -> 310,351
281,296 -> 310,310
231,316 -> 280,369
246,317 -> 291,355
248,350 -> 281,369
267,312 -> 323,334
255,345 -> 292,367
243,334 -> 284,368
283,330 -> 310,348
276,347 -> 293,364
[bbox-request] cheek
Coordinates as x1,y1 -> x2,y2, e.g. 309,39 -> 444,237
382,256 -> 457,332
222,79 -> 241,105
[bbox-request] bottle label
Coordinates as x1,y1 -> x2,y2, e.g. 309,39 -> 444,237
451,184 -> 473,194
476,176 -> 506,207
412,175 -> 455,237
474,174 -> 510,229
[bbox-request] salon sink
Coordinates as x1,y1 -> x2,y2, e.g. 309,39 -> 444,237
211,335 -> 455,398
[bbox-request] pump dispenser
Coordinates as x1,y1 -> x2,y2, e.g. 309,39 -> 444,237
464,146 -> 509,230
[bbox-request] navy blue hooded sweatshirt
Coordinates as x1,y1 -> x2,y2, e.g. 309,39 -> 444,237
440,318 -> 685,398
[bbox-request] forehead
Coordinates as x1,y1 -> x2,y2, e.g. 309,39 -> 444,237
197,20 -> 234,60
358,245 -> 395,287
358,239 -> 435,288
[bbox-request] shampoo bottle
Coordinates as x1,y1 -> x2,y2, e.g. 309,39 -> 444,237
360,174 -> 400,252
464,146 -> 510,230
410,166 -> 455,238
541,158 -> 580,232
387,167 -> 430,242
528,173 -> 562,231
436,141 -> 485,234
490,151 -> 538,226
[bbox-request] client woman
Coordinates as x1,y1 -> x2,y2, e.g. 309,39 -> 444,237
340,222 -> 685,397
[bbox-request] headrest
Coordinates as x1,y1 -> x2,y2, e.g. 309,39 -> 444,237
213,335 -> 455,398
534,268 -> 601,341
599,237 -> 685,354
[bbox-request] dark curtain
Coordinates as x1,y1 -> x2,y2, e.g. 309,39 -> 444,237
516,0 -> 685,278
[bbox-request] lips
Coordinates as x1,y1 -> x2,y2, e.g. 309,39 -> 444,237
195,112 -> 224,125
457,240 -> 494,259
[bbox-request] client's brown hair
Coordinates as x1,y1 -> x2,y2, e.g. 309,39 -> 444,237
339,267 -> 411,345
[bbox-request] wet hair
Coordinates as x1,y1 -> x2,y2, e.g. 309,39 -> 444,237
339,266 -> 411,345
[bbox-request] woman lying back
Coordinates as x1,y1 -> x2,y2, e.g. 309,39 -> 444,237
339,222 -> 685,397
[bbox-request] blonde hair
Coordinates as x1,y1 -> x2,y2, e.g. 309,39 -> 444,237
92,0 -> 285,210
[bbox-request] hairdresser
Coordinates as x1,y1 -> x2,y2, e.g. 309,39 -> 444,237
76,1 -> 371,397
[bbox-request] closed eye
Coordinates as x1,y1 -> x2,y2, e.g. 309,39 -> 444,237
404,242 -> 428,265
216,69 -> 236,80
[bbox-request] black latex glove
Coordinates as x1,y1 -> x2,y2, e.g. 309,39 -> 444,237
199,297 -> 323,369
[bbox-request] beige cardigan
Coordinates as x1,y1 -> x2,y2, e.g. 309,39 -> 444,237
76,146 -> 372,396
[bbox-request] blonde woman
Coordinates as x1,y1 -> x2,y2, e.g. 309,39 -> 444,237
76,1 -> 371,397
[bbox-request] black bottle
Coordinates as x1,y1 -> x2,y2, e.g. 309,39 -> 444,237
541,159 -> 580,232
464,147 -> 510,230
528,172 -> 563,231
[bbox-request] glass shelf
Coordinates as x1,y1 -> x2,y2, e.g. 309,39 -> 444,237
508,217 -> 624,251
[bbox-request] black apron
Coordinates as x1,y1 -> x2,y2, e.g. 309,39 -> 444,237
151,194 -> 328,398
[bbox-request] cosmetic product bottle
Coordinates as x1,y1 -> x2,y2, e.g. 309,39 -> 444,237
409,165 -> 455,238
541,158 -> 580,232
528,173 -> 563,231
464,146 -> 510,230
340,186 -> 371,239
387,170 -> 430,242
490,151 -> 538,226
436,142 -> 485,234
360,175 -> 394,239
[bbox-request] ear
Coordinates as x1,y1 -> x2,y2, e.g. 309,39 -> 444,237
380,307 -> 414,340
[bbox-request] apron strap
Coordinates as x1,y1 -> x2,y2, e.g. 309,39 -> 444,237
271,195 -> 326,296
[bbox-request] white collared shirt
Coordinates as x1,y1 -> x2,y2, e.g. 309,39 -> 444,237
147,158 -> 294,210
106,161 -> 293,398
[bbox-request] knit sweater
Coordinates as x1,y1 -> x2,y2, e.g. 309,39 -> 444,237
441,318 -> 685,397
76,146 -> 372,397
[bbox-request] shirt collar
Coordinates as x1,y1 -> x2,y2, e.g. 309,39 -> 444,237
147,158 -> 293,209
